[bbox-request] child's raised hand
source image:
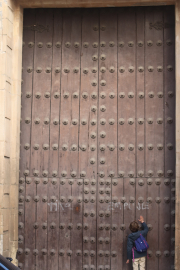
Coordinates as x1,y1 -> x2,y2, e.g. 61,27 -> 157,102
138,215 -> 144,223
126,260 -> 129,264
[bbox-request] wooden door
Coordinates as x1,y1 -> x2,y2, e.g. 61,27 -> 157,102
18,6 -> 175,270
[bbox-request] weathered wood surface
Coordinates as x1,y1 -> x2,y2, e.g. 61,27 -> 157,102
19,7 -> 175,270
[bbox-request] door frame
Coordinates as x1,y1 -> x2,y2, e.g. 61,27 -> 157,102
2,0 -> 180,268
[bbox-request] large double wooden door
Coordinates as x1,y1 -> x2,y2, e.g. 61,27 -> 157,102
18,6 -> 175,270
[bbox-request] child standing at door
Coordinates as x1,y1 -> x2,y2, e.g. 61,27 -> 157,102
126,216 -> 149,270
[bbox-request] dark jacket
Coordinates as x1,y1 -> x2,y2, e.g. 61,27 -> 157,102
127,222 -> 149,260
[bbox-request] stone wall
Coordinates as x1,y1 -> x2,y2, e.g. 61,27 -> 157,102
0,0 -> 23,264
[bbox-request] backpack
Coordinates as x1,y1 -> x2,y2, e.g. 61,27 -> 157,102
132,234 -> 149,261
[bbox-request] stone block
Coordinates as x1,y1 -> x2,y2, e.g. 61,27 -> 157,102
6,36 -> 13,51
10,185 -> 18,209
2,194 -> 10,209
0,74 -> 11,90
5,86 -> 12,119
2,18 -> 13,39
0,157 -> 4,185
0,84 -> 11,120
6,49 -> 12,80
0,143 -> 5,160
10,144 -> 18,163
0,118 -> 5,142
2,2 -> 14,23
2,157 -> 10,186
0,91 -> 6,120
9,241 -> 18,266
3,249 -> 10,257
4,118 -> 11,158
2,208 -> 9,231
10,211 -> 18,241
0,52 -> 6,76
3,232 -> 9,252
3,184 -> 10,195
4,117 -> 10,139
0,214 -> 3,232
0,186 -> 4,210
7,0 -> 15,11
0,50 -> 12,83
10,158 -> 19,185
0,157 -> 5,185
176,152 -> 180,178
4,141 -> 10,159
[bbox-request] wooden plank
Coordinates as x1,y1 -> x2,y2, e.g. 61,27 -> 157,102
118,8 -> 136,178
59,9 -> 81,270
99,8 -> 118,179
31,9 -> 53,270
135,178 -> 147,226
159,178 -> 171,270
79,8 -> 99,269
146,179 -> 159,270
18,176 -> 26,269
135,177 -> 148,268
97,178 -> 111,269
164,6 -> 175,178
24,177 -> 36,270
31,9 -> 53,178
145,9 -> 164,270
79,8 -> 98,179
20,9 -> 35,178
45,10 -> 62,270
136,7 -> 145,177
71,180 -> 83,270
97,7 -> 118,269
49,9 -> 62,178
62,10 -> 81,270
59,178 -> 71,270
171,178 -> 175,267
145,8 -> 155,178
36,177 -> 48,270
19,13 -> 35,263
47,177 -> 59,270
153,7 -> 164,178
145,7 -> 164,178
58,9 -> 81,179
163,7 -> 175,265
111,178 -> 123,270
20,11 -> 35,269
123,178 -> 135,269
21,10 -> 36,270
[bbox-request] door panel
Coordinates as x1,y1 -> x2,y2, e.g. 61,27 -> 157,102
18,7 -> 175,270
